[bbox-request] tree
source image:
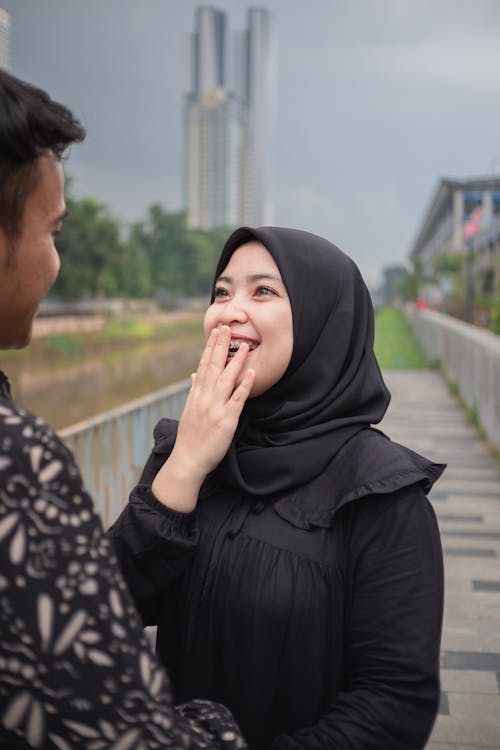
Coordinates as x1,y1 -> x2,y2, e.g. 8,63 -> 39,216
130,205 -> 233,299
379,265 -> 408,304
433,252 -> 466,274
119,237 -> 153,298
51,182 -> 235,301
52,190 -> 126,300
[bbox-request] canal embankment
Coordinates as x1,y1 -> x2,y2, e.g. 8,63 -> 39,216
1,312 -> 205,430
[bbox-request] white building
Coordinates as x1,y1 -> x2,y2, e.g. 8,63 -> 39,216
410,176 -> 500,299
185,88 -> 244,229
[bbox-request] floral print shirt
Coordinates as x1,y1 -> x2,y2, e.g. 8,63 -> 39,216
0,371 -> 246,750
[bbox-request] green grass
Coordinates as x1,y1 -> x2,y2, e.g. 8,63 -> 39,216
374,307 -> 430,369
46,334 -> 84,354
96,318 -> 202,342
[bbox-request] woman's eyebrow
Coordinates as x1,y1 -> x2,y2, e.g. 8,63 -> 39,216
249,273 -> 283,283
217,273 -> 283,284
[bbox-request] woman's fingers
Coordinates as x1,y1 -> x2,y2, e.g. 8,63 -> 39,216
216,339 -> 251,399
194,327 -> 220,388
188,325 -> 254,416
173,334 -> 255,481
227,368 -> 255,416
194,326 -> 249,396
194,325 -> 230,391
203,325 -> 232,387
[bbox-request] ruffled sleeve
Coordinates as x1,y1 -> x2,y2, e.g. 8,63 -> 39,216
274,428 -> 445,529
108,418 -> 200,625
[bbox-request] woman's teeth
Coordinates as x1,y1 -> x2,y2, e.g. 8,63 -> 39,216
227,341 -> 256,358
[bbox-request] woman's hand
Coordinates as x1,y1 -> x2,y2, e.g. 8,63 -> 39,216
152,326 -> 255,511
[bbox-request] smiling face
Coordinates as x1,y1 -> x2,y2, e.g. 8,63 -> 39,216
0,153 -> 65,350
204,241 -> 293,397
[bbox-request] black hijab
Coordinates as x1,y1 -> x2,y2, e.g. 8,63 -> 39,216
213,226 -> 397,497
147,226 -> 444,526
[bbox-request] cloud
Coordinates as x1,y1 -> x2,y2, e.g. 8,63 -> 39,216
357,29 -> 500,94
275,184 -> 404,288
4,0 -> 500,288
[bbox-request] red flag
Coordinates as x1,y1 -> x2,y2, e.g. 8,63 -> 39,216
462,205 -> 483,240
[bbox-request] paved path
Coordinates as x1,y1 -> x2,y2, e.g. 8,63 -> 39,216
380,370 -> 500,750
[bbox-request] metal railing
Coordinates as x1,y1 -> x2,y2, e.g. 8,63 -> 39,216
59,379 -> 191,528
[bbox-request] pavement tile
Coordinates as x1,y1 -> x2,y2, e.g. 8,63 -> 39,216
449,691 -> 500,727
430,712 -> 500,746
380,371 -> 500,750
440,669 -> 499,693
473,581 -> 500,592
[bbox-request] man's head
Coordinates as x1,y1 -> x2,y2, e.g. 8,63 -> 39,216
0,72 -> 85,349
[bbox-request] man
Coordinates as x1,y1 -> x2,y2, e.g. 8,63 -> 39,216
0,70 -> 245,749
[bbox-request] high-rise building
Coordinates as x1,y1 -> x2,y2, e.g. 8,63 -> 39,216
185,7 -> 242,229
0,8 -> 10,71
184,6 -> 272,229
239,8 -> 272,226
185,88 -> 244,229
190,6 -> 226,99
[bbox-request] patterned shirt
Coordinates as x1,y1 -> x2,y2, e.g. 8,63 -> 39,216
0,371 -> 245,749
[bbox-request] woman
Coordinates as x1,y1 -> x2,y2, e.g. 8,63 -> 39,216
109,227 -> 445,749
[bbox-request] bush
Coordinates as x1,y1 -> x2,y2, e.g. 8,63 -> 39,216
490,297 -> 500,335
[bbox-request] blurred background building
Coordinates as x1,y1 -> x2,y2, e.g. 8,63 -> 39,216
410,176 -> 500,275
184,6 -> 273,229
0,8 -> 10,71
408,175 -> 500,321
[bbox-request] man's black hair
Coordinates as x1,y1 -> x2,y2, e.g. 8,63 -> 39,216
0,71 -> 85,243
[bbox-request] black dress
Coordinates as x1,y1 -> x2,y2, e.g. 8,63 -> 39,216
110,419 -> 444,750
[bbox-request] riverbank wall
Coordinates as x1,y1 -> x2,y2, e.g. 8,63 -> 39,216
33,315 -> 105,338
404,305 -> 500,449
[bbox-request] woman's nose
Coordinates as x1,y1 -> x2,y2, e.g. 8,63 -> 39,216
219,297 -> 248,324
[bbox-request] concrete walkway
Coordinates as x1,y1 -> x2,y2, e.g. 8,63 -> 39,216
380,370 -> 500,750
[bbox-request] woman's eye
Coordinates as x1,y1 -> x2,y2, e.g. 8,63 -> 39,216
255,286 -> 275,296
214,287 -> 230,298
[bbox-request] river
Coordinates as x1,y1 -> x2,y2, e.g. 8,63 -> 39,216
4,332 -> 205,431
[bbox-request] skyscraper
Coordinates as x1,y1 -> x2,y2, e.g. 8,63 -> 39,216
185,7 -> 242,229
0,8 -> 10,71
239,7 -> 272,226
184,6 -> 272,229
185,88 -> 244,229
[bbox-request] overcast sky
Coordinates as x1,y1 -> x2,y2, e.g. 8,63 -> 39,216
3,0 -> 500,287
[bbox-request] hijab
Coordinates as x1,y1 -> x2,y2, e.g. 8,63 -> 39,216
213,226 -> 397,498
146,226 -> 444,527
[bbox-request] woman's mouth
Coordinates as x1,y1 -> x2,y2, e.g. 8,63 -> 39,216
227,339 -> 258,359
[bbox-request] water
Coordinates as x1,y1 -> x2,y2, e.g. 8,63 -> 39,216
4,334 -> 205,430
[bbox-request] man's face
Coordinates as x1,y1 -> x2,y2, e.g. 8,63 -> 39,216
0,153 -> 65,349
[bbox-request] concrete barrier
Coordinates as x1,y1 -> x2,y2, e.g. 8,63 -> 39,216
404,306 -> 500,450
